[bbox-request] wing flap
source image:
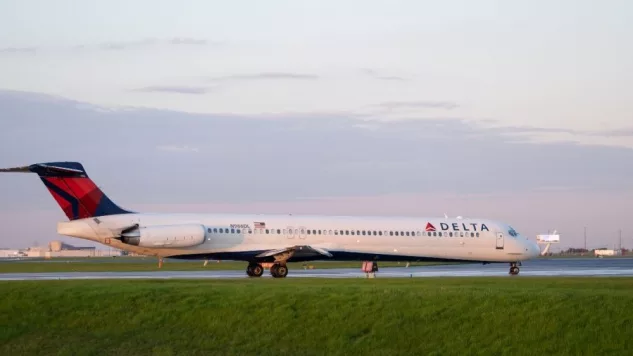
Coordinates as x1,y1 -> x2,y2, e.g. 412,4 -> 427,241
255,245 -> 333,259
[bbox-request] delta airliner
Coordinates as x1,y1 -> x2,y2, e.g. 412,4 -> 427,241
1,162 -> 541,277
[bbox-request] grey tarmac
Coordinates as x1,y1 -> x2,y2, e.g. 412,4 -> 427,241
1,257 -> 632,280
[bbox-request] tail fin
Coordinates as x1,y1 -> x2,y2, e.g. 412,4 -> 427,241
1,161 -> 132,220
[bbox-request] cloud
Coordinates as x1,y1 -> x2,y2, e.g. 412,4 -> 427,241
489,126 -> 581,135
593,128 -> 633,138
488,125 -> 633,138
133,86 -> 213,95
377,100 -> 459,110
99,38 -> 215,51
208,72 -> 320,82
0,38 -> 218,55
1,90 -> 631,208
156,145 -> 200,153
362,68 -> 407,81
0,47 -> 37,54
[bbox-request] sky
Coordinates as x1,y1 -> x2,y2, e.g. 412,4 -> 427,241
0,0 -> 632,250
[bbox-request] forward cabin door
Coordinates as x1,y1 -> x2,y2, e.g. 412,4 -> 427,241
496,232 -> 504,249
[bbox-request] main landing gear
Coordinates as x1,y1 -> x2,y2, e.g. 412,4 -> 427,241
245,262 -> 289,278
246,263 -> 264,277
509,262 -> 520,275
269,263 -> 288,278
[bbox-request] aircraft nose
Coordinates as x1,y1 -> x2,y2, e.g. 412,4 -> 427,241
528,240 -> 541,258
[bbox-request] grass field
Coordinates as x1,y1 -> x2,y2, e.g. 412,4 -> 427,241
1,277 -> 632,355
0,257 -> 454,273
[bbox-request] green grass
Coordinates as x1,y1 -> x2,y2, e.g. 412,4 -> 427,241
0,258 -> 452,273
1,277 -> 632,355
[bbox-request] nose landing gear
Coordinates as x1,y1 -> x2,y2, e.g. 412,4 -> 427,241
509,262 -> 520,275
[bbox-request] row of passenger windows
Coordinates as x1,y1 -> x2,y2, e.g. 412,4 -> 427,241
206,227 -> 481,238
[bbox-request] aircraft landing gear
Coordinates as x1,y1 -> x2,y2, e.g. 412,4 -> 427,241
246,263 -> 264,277
509,262 -> 520,275
270,263 -> 288,278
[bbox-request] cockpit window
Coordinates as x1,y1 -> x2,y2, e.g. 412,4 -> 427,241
508,227 -> 518,237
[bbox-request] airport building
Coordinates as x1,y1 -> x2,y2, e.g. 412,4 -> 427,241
8,241 -> 123,258
0,249 -> 22,258
594,249 -> 622,257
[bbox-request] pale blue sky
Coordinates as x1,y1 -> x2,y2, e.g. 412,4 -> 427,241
1,1 -> 632,249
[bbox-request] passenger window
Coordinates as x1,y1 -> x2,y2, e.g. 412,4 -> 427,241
237,229 -> 241,234
449,232 -> 453,237
248,229 -> 252,234
378,231 -> 382,236
277,229 -> 281,234
476,232 -> 480,237
416,231 -> 420,236
213,228 -> 218,233
307,230 -> 311,235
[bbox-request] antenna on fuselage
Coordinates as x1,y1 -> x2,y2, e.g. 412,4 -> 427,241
444,213 -> 448,219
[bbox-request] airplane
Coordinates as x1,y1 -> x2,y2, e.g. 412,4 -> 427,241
0,161 -> 541,277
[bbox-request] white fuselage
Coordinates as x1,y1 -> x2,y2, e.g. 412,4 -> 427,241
57,212 -> 541,263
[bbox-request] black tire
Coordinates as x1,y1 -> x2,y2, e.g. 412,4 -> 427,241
252,264 -> 264,277
276,265 -> 288,278
270,264 -> 279,277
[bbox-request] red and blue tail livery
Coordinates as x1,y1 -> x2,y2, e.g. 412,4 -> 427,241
0,161 -> 131,220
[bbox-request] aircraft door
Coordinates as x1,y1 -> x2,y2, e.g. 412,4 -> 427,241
496,232 -> 504,249
286,226 -> 296,239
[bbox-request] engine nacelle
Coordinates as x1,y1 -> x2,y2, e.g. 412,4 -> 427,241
120,224 -> 206,248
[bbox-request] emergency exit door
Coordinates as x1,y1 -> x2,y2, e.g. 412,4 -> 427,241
496,232 -> 504,249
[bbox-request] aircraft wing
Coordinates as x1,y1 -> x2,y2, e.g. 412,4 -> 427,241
255,245 -> 333,261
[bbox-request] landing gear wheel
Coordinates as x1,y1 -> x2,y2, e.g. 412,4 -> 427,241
509,262 -> 520,275
246,263 -> 264,277
276,264 -> 288,278
270,263 -> 288,278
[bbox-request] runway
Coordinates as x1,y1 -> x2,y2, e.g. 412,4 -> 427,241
1,258 -> 632,280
